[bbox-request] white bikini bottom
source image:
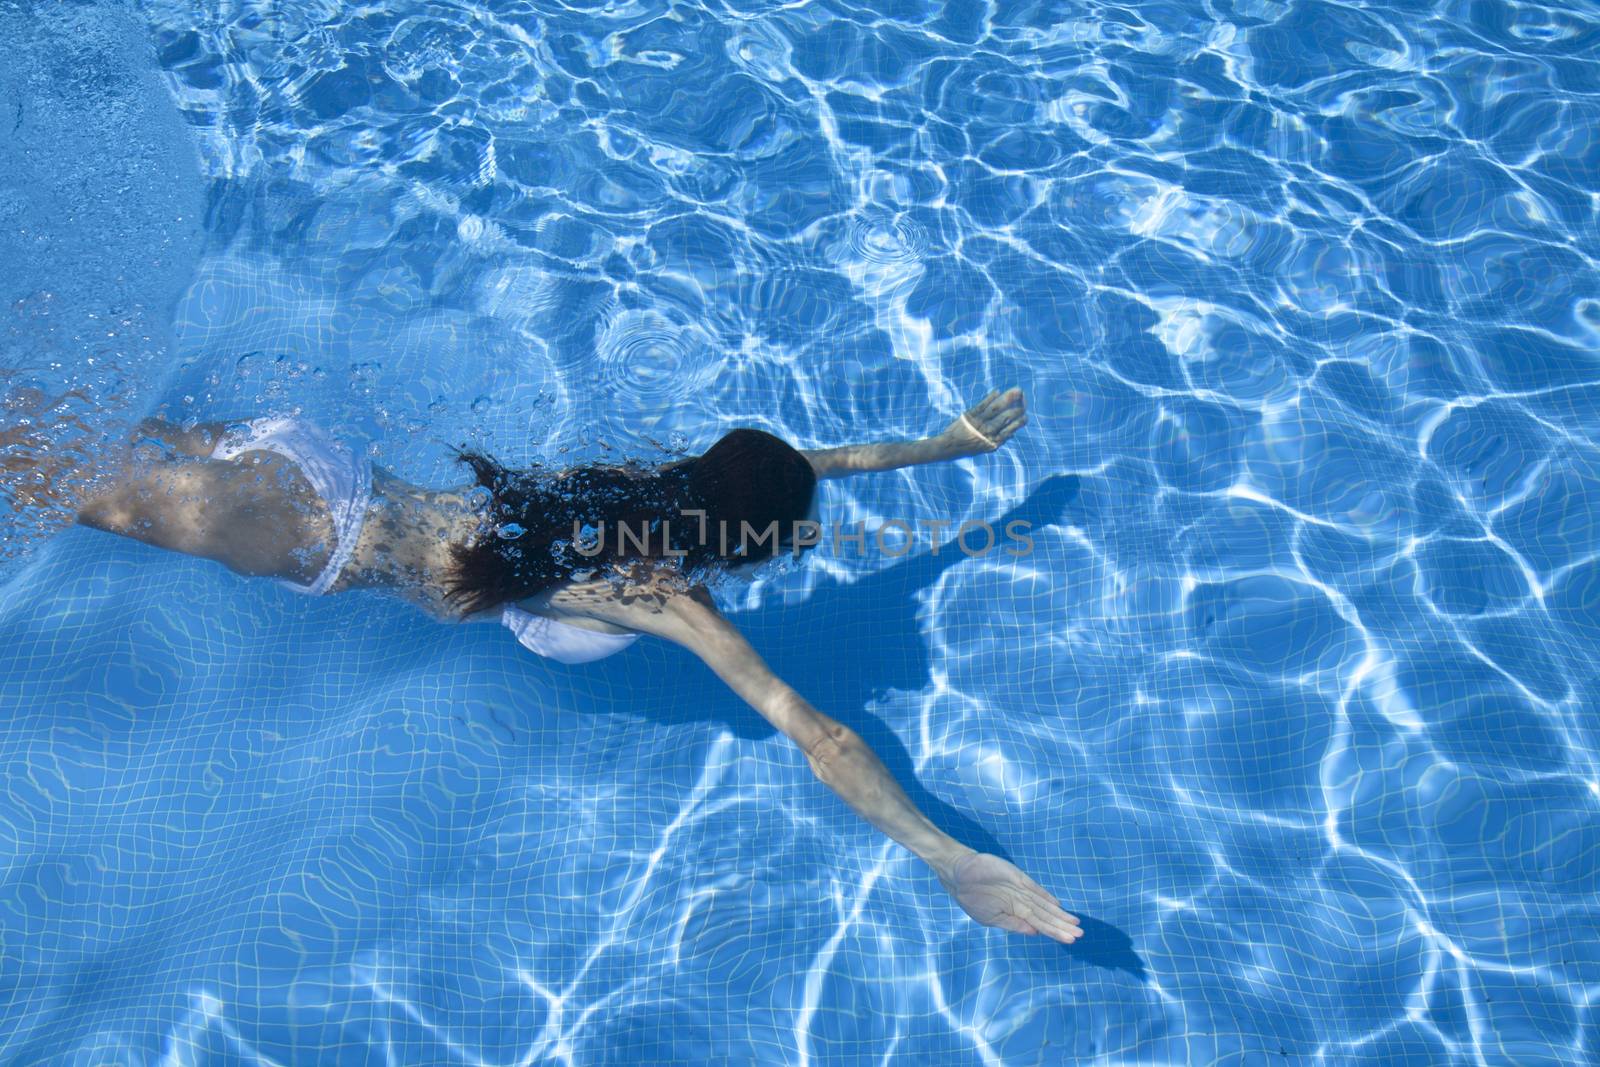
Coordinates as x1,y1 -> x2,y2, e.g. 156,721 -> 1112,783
210,416 -> 373,596
209,416 -> 638,664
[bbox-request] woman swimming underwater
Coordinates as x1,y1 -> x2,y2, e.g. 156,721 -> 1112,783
21,386 -> 1081,945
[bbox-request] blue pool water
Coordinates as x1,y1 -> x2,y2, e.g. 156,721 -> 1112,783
3,0 -> 1599,1063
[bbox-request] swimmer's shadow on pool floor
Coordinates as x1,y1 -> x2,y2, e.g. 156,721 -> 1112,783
544,473 -> 1143,979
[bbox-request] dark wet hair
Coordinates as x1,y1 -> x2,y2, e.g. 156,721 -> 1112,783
444,428 -> 817,618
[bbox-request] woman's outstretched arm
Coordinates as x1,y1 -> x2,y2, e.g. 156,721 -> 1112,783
544,575 -> 1082,944
800,387 -> 1027,480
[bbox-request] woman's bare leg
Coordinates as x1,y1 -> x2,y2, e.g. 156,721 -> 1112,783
127,415 -> 231,459
3,400 -> 224,522
75,417 -> 336,582
73,417 -> 236,552
3,398 -> 334,582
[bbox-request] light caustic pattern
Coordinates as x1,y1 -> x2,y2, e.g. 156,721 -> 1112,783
1,0 -> 1599,1064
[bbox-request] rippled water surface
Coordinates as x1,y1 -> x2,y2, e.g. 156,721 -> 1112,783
3,0 -> 1599,1063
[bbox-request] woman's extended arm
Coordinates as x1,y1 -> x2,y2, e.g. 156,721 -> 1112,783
800,387 -> 1027,480
545,576 -> 1082,943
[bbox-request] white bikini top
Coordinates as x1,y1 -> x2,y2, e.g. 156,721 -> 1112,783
501,605 -> 641,664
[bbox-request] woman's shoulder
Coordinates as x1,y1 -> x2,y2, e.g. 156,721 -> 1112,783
527,562 -> 698,628
530,607 -> 636,636
449,580 -> 649,636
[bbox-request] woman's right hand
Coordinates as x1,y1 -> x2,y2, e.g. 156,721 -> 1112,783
936,850 -> 1082,943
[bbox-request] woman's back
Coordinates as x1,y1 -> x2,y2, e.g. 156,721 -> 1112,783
441,428 -> 818,620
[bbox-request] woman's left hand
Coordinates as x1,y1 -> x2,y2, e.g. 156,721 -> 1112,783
941,387 -> 1027,456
